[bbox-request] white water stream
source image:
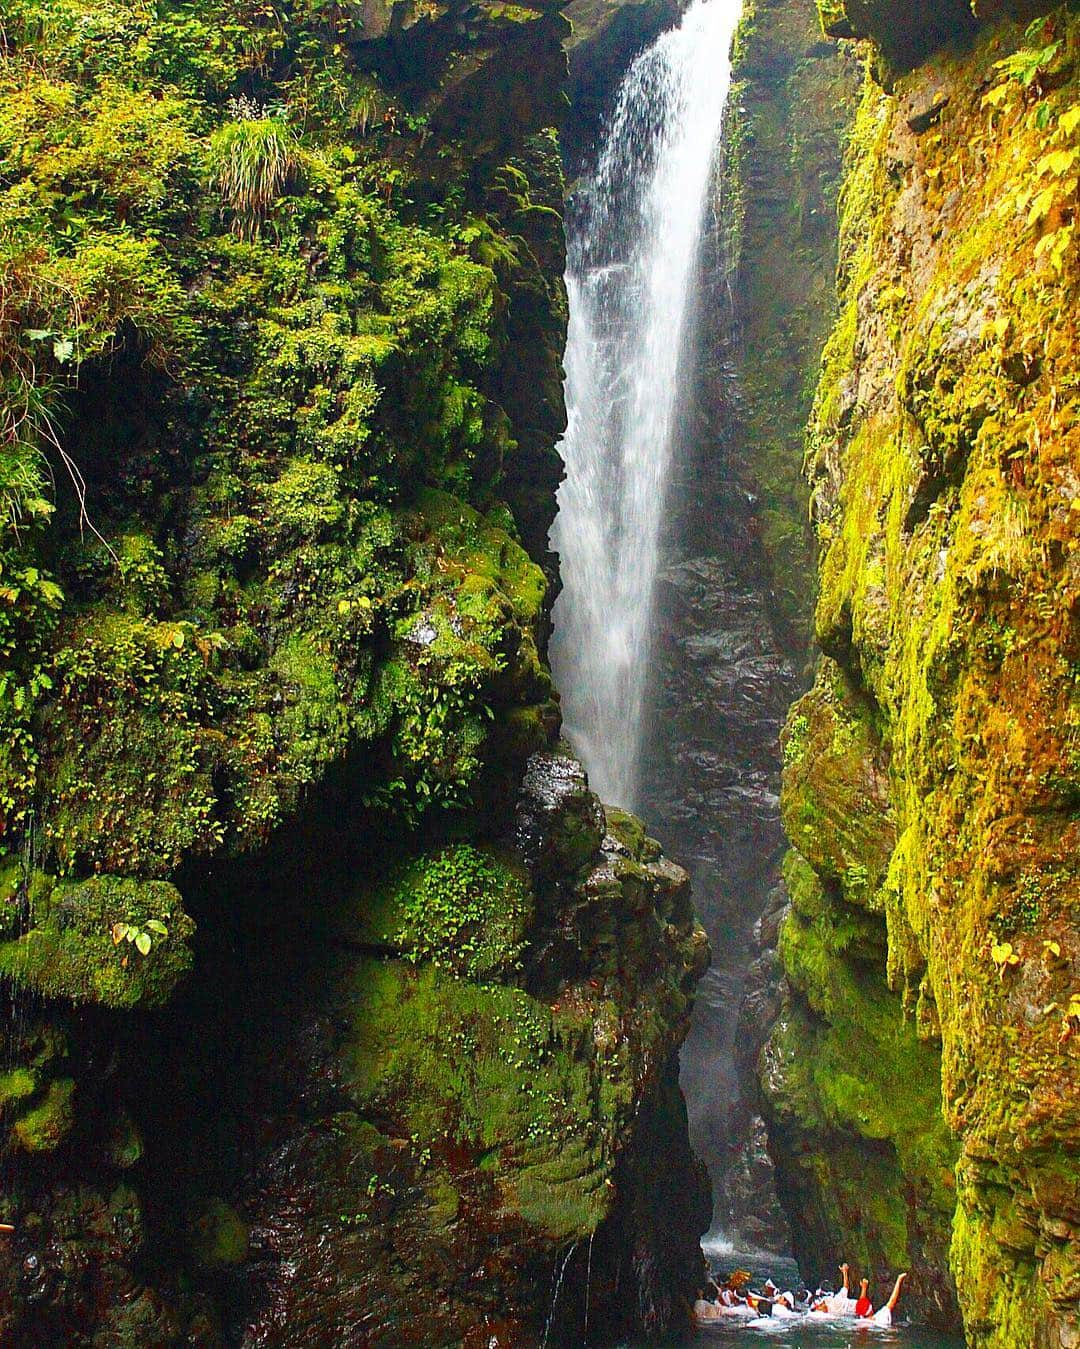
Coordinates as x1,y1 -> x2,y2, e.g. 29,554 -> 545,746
550,0 -> 744,810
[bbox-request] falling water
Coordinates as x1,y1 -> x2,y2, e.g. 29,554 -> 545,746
550,0 -> 743,810
541,1240 -> 579,1349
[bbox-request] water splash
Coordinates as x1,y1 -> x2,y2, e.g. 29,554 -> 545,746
550,0 -> 744,810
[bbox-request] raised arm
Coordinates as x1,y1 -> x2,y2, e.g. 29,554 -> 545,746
885,1272 -> 908,1312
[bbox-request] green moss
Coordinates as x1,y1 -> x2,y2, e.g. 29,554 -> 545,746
264,459 -> 345,544
190,1198 -> 250,1268
269,633 -> 350,779
781,666 -> 895,903
0,1068 -> 38,1111
413,490 -> 547,623
0,0 -> 568,870
342,959 -> 618,1240
776,7 -> 1080,1339
356,843 -> 533,979
11,1077 -> 75,1153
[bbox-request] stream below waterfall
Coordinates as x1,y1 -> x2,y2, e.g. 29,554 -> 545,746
618,1246 -> 965,1348
620,1252 -> 963,1348
625,1325 -> 964,1347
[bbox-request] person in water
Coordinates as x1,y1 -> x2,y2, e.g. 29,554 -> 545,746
694,1263 -> 908,1326
857,1272 -> 909,1327
825,1263 -> 855,1315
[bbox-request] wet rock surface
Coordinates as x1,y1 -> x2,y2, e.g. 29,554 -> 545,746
208,756 -> 711,1347
563,0 -> 682,171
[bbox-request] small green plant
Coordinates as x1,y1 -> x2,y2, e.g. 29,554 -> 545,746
782,713 -> 810,768
843,862 -> 871,897
1006,874 -> 1044,932
993,18 -> 1063,90
385,845 -> 529,977
990,934 -> 1021,979
974,614 -> 1017,665
111,918 -> 168,957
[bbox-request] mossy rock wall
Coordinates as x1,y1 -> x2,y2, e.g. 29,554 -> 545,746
766,6 -> 1080,1344
723,0 -> 859,653
0,0 -> 711,1341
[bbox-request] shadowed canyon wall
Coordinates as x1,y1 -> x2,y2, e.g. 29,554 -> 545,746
761,2 -> 1080,1342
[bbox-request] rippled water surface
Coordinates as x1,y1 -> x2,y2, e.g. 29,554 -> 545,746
624,1313 -> 964,1348
688,1322 -> 964,1348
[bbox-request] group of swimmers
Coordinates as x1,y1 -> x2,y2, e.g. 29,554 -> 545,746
694,1263 -> 909,1329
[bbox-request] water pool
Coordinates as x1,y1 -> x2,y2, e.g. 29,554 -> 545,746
625,1243 -> 965,1349
691,1320 -> 964,1348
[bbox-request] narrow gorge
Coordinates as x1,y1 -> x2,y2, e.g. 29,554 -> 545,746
0,0 -> 1078,1346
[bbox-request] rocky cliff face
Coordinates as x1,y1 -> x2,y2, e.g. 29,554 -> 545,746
0,2 -> 708,1342
764,2 -> 1080,1341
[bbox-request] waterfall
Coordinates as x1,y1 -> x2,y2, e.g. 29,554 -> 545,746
550,0 -> 743,811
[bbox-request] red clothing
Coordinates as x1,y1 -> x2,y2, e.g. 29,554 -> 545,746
855,1296 -> 873,1318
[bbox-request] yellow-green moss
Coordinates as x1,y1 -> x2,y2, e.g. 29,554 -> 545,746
190,1198 -> 250,1268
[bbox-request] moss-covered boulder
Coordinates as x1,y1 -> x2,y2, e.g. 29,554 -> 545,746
237,769 -> 709,1344
0,870 -> 194,1009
